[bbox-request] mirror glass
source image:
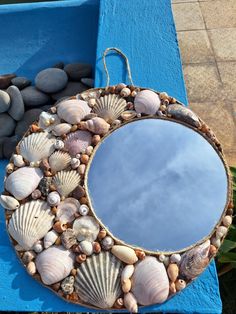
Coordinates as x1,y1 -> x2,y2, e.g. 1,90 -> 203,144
87,119 -> 228,252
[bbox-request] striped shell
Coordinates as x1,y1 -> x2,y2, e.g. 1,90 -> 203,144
8,200 -> 54,250
75,251 -> 123,309
64,130 -> 92,156
56,197 -> 80,223
57,99 -> 91,124
49,151 -> 71,172
52,123 -> 72,136
134,90 -> 160,115
19,132 -> 56,162
52,170 -> 80,197
93,94 -> 126,123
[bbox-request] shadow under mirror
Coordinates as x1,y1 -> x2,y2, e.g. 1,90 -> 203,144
87,119 -> 228,252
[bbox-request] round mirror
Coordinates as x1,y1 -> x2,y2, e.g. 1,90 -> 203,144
87,118 -> 228,252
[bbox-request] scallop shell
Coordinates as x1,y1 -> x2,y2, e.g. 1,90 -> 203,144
73,216 -> 99,242
47,191 -> 61,206
131,257 -> 169,305
5,167 -> 43,200
49,151 -> 71,172
0,194 -> 20,210
167,104 -> 200,127
43,230 -> 58,249
83,117 -> 110,135
179,240 -> 210,280
36,245 -> 74,285
38,112 -> 60,131
111,245 -> 138,264
75,251 -> 123,309
52,123 -> 72,136
64,130 -> 92,156
93,94 -> 127,123
52,170 -> 80,197
57,99 -> 91,124
134,90 -> 161,115
8,200 -> 54,250
19,132 -> 56,163
56,197 -> 80,223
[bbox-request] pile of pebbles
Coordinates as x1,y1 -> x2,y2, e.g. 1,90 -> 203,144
0,63 -> 94,159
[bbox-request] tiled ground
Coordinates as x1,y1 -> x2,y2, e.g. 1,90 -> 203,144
172,0 -> 236,166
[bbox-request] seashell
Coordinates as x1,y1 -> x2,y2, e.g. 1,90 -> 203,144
78,164 -> 86,176
216,226 -> 228,239
121,110 -> 137,121
61,275 -> 74,295
134,90 -> 160,115
223,215 -> 232,227
122,279 -> 132,293
79,240 -> 93,256
93,94 -> 127,123
54,139 -> 64,150
114,297 -> 124,309
0,194 -> 20,210
52,123 -> 72,136
158,254 -> 166,263
73,216 -> 99,242
82,117 -> 110,135
102,236 -> 114,250
33,240 -> 43,253
175,279 -> 186,291
170,253 -> 181,264
131,257 -> 169,305
211,237 -> 221,248
85,145 -> 93,156
12,154 -> 25,168
6,163 -> 14,174
120,87 -> 131,97
179,240 -> 210,280
22,251 -> 36,264
31,189 -> 42,200
209,245 -> 217,255
52,170 -> 80,197
49,151 -> 71,172
78,204 -> 89,216
111,245 -> 138,264
39,177 -> 52,197
44,230 -> 58,249
61,228 -> 77,249
47,191 -> 60,206
56,197 -> 80,223
5,167 -> 43,200
64,130 -> 92,156
167,104 -> 201,127
167,263 -> 179,282
38,112 -> 60,131
75,251 -> 123,309
169,281 -> 176,294
124,292 -> 138,313
79,89 -> 102,101
36,245 -> 74,285
53,221 -> 67,233
19,132 -> 56,163
70,157 -> 80,169
72,185 -> 85,200
8,200 -> 54,250
27,261 -> 36,275
121,265 -> 135,282
57,99 -> 91,124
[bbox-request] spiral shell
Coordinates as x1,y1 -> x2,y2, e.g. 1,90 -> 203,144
64,130 -> 92,156
82,117 -> 110,135
47,191 -> 61,206
52,170 -> 80,197
56,197 -> 80,223
57,99 -> 91,124
0,194 -> 20,210
52,123 -> 72,136
134,90 -> 161,114
49,151 -> 71,172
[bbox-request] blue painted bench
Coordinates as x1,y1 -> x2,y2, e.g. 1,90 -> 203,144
0,0 -> 222,313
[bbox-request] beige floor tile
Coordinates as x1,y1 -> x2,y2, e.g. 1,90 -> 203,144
208,28 -> 236,61
172,0 -> 198,3
183,64 -> 222,102
224,151 -> 236,167
218,62 -> 236,100
200,0 -> 236,29
177,30 -> 214,63
172,3 -> 205,31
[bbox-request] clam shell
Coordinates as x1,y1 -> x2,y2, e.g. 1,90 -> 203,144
121,110 -> 137,121
19,132 -> 56,162
36,245 -> 74,285
134,90 -> 160,114
83,117 -> 110,135
52,170 -> 80,197
111,245 -> 138,265
179,240 -> 210,279
93,94 -> 127,123
0,194 -> 20,210
73,216 -> 99,242
5,167 -> 43,200
8,200 -> 54,250
49,151 -> 71,172
75,251 -> 123,309
57,99 -> 91,124
56,197 -> 80,223
64,130 -> 92,156
44,230 -> 58,249
52,123 -> 72,136
167,104 -> 200,127
131,257 -> 169,305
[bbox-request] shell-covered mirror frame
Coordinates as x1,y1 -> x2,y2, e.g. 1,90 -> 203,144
1,84 -> 233,311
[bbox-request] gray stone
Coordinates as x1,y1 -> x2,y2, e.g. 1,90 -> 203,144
51,82 -> 88,101
15,108 -> 42,137
0,113 -> 16,137
64,63 -> 92,81
11,76 -> 31,90
35,68 -> 68,93
0,90 -> 11,113
21,86 -> 50,107
3,135 -> 20,159
0,137 -> 7,159
0,74 -> 16,89
7,86 -> 25,121
81,78 -> 94,88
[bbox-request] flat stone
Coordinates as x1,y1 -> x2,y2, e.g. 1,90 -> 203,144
64,63 -> 92,81
7,86 -> 25,121
0,137 -> 7,159
3,135 -> 20,159
218,62 -> 236,100
0,113 -> 16,137
81,78 -> 94,88
0,74 -> 16,89
35,68 -> 68,93
51,82 -> 88,101
15,108 -> 42,137
21,86 -> 50,107
0,90 -> 11,113
11,77 -> 31,90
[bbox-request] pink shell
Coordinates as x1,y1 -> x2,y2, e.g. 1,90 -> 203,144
134,90 -> 160,115
64,130 -> 92,156
57,99 -> 91,124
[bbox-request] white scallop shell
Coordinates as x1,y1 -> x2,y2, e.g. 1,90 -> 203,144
52,123 -> 72,136
36,245 -> 74,285
93,94 -> 127,123
43,230 -> 58,249
19,132 -> 56,162
8,200 -> 54,250
134,90 -> 161,114
57,99 -> 91,124
75,251 -> 123,309
52,170 -> 80,197
56,197 -> 80,223
49,151 -> 71,172
5,167 -> 43,200
73,216 -> 99,242
0,194 -> 20,210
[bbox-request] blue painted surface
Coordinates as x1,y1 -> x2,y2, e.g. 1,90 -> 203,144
0,0 -> 222,313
